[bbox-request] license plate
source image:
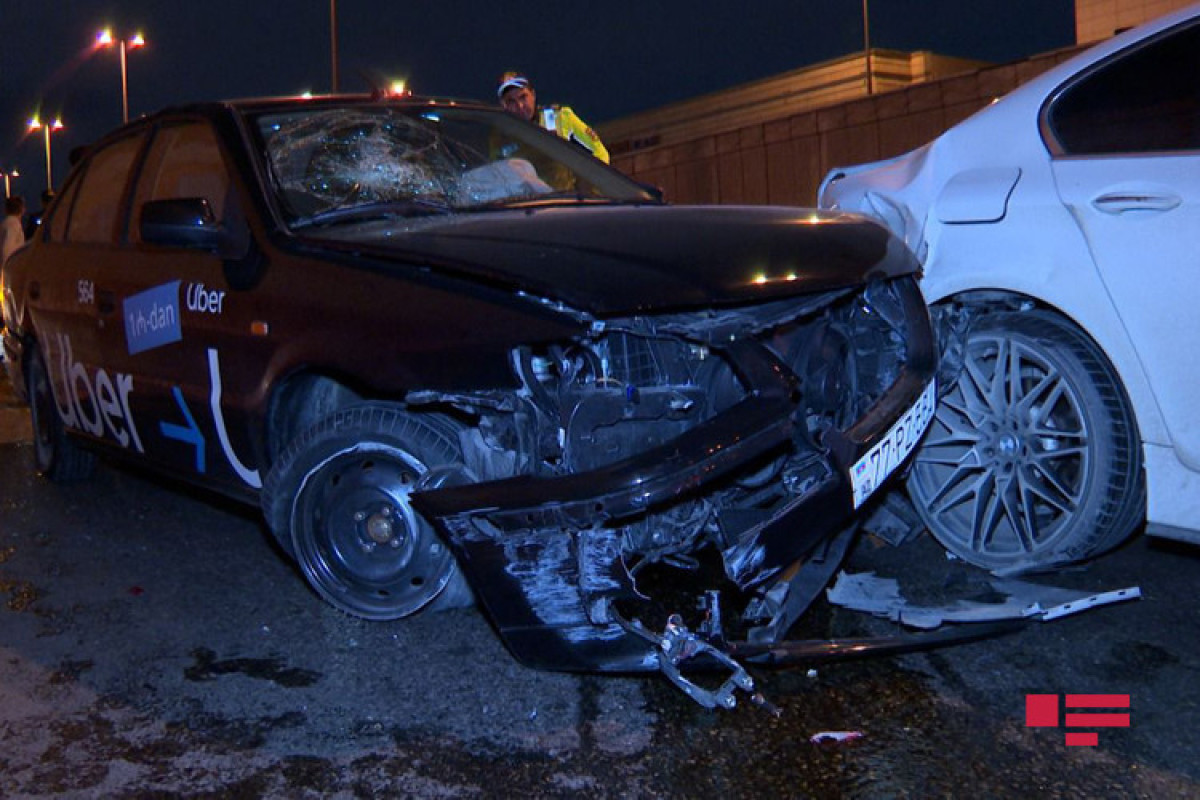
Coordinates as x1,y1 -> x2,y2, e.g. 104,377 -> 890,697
850,379 -> 937,509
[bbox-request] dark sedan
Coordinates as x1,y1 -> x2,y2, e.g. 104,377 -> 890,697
1,95 -> 936,705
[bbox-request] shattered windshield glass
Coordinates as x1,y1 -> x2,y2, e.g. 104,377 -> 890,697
252,105 -> 654,227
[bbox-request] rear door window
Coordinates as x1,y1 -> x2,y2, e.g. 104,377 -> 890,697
46,172 -> 81,243
130,122 -> 231,244
65,133 -> 145,243
1046,22 -> 1200,155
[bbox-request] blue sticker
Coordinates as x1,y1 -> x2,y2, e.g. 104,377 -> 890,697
124,280 -> 182,355
160,386 -> 206,473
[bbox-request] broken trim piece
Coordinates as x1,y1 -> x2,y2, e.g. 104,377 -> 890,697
729,619 -> 1030,667
1039,586 -> 1142,620
825,570 -> 1142,629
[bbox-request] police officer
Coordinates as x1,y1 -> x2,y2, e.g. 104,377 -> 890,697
497,72 -> 610,163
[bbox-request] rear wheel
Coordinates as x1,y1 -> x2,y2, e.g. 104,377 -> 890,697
261,404 -> 472,620
908,310 -> 1143,572
27,344 -> 95,482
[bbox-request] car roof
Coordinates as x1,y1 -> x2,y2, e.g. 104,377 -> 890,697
154,93 -> 496,120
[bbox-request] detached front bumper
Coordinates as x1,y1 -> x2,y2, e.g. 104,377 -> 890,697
414,281 -> 937,672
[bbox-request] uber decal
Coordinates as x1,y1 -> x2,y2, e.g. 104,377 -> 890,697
186,282 -> 225,314
125,281 -> 182,354
51,333 -> 143,452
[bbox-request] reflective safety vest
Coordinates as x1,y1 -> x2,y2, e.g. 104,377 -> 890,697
538,106 -> 610,164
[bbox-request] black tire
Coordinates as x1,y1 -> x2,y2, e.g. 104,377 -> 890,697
907,310 -> 1144,573
261,404 -> 472,620
27,344 -> 95,482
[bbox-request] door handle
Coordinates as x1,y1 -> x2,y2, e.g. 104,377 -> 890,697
1092,192 -> 1181,214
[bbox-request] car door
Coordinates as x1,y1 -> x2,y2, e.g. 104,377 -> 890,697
35,130 -> 149,457
94,119 -> 265,492
1046,19 -> 1200,471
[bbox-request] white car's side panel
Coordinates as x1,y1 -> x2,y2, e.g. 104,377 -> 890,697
819,4 -> 1200,546
1145,442 -> 1200,542
918,182 -> 1171,450
1051,153 -> 1200,470
932,167 -> 1020,224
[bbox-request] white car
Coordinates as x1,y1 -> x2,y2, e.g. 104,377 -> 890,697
820,4 -> 1200,573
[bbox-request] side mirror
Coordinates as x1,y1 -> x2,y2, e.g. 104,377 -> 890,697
140,198 -> 227,250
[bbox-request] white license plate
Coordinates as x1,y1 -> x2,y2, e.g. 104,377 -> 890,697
850,379 -> 937,509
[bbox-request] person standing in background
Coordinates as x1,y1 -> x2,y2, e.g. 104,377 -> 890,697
1,196 -> 25,265
497,71 -> 610,163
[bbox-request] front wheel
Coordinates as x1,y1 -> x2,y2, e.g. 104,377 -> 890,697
907,310 -> 1144,573
261,404 -> 472,620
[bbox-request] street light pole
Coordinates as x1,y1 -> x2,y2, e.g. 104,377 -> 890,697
97,29 -> 146,124
862,0 -> 873,96
2,170 -> 17,199
27,117 -> 64,191
119,38 -> 129,122
330,0 -> 340,93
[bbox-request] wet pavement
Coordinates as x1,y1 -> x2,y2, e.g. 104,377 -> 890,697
1,371 -> 1198,798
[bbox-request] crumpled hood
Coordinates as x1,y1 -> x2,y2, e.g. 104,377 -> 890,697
310,204 -> 917,315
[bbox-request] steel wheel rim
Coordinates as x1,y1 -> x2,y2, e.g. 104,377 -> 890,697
910,331 -> 1091,564
292,444 -> 455,618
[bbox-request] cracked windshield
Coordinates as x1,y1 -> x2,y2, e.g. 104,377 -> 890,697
256,106 -> 653,227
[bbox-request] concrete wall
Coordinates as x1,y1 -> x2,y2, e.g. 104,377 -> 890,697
1075,0 -> 1192,43
605,48 -> 1081,208
602,0 -> 1195,208
601,50 -> 986,156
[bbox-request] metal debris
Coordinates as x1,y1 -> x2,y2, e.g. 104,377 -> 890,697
654,614 -> 757,710
825,570 -> 1141,629
810,730 -> 864,744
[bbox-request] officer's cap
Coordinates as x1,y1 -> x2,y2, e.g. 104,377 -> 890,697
497,71 -> 532,98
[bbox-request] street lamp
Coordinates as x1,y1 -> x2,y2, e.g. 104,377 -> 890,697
862,0 -> 873,95
96,28 -> 147,124
2,170 -> 17,199
330,0 -> 340,93
27,116 -> 64,191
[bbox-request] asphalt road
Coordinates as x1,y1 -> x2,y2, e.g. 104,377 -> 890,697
1,371 -> 1198,798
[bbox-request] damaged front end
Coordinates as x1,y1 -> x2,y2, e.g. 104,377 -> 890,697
410,270 -> 938,694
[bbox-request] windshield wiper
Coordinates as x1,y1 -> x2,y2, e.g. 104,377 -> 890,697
291,198 -> 453,229
470,192 -> 640,211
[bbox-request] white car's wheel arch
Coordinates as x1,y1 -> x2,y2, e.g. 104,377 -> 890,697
919,232 -> 1168,452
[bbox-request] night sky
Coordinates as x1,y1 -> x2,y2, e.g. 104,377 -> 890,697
0,0 -> 1075,201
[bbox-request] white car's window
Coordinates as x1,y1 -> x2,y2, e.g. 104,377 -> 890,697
1046,21 -> 1200,155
